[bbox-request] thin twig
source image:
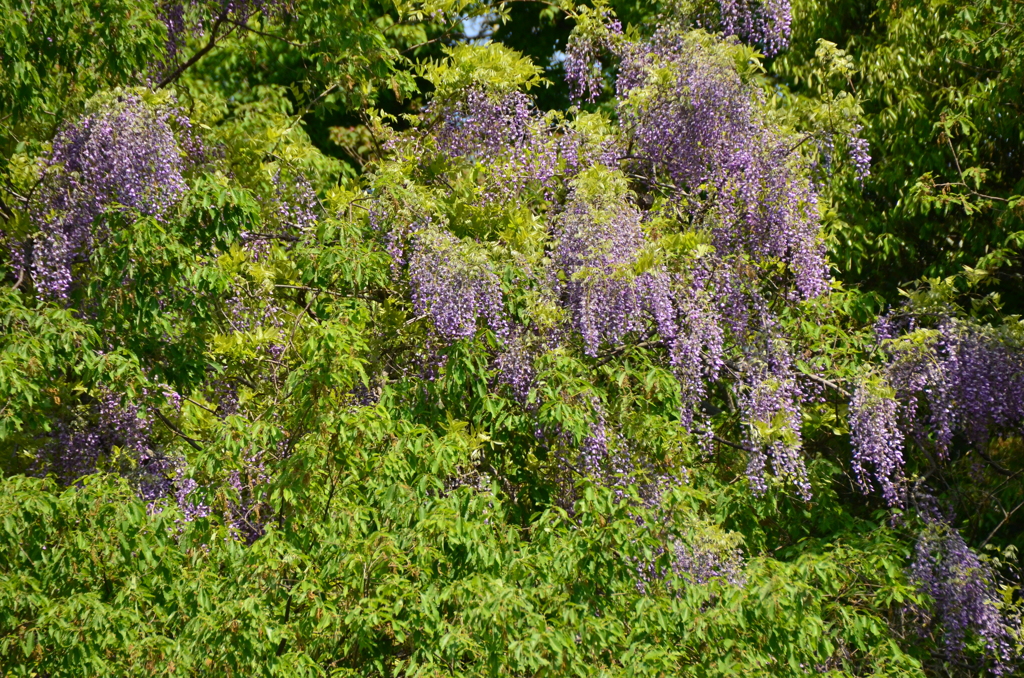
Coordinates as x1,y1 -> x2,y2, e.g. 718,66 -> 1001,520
183,396 -> 219,415
796,369 -> 851,397
246,232 -> 301,242
153,409 -> 203,451
711,434 -> 755,454
226,18 -> 310,47
273,284 -> 388,302
594,339 -> 661,367
942,137 -> 1010,203
982,498 -> 1024,546
158,15 -> 234,89
973,447 -> 1014,477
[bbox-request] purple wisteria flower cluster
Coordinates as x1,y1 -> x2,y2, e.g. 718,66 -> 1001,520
848,125 -> 872,182
849,318 -> 1024,506
270,168 -> 318,232
409,227 -> 508,342
553,190 -> 652,355
155,0 -> 283,77
493,333 -> 539,403
36,392 -> 153,486
708,0 -> 792,57
431,87 -> 618,205
616,32 -> 827,299
391,30 -> 832,500
32,389 -> 211,516
849,379 -> 904,506
553,186 -> 726,425
910,517 -> 1017,675
563,17 -> 623,103
30,93 -> 189,298
739,339 -> 810,499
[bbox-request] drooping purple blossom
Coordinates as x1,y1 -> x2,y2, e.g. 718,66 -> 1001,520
33,389 -> 212,520
35,392 -> 153,486
224,280 -> 286,360
408,227 -> 508,342
154,0 -> 283,77
270,168 -> 318,232
493,333 -> 537,403
669,532 -> 746,585
549,184 -> 729,424
848,125 -> 871,182
704,0 -> 792,57
553,190 -> 651,355
31,94 -> 188,298
739,338 -> 810,499
850,318 -> 1024,503
910,518 -> 1017,675
616,33 -> 827,299
430,87 -> 617,205
849,379 -> 905,506
564,18 -> 622,102
656,266 -> 726,427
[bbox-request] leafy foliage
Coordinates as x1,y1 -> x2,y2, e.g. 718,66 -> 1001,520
1,0 -> 1023,675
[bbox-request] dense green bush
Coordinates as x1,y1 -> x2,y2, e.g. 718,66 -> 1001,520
1,0 -> 1022,675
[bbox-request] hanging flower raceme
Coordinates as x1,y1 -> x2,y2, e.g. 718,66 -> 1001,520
849,318 -> 1024,506
554,188 -> 653,355
616,32 -> 827,299
408,226 -> 508,343
739,338 -> 810,499
706,0 -> 792,57
910,516 -> 1017,675
849,378 -> 905,507
429,87 -> 617,205
30,93 -> 190,298
154,0 -> 284,78
563,15 -> 623,103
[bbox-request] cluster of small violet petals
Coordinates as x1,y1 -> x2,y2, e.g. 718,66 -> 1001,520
211,378 -> 240,417
271,169 -> 318,232
671,534 -> 746,585
551,189 -> 728,424
634,534 -> 746,594
910,518 -> 1017,675
934,320 -> 1024,449
658,269 -> 726,427
710,0 -> 792,57
226,455 -> 271,544
408,228 -> 508,343
431,88 -> 616,205
35,392 -> 153,486
849,380 -> 905,507
493,334 -> 536,403
154,0 -> 283,76
31,94 -> 188,298
554,194 -> 651,355
848,125 -> 872,182
157,1 -> 192,66
616,33 -> 827,299
536,406 -> 747,592
850,318 -> 1024,503
740,342 -> 811,500
435,88 -> 534,161
563,18 -> 623,103
224,283 -> 286,359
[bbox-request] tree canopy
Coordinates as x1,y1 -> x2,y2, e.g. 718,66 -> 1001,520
1,0 -> 1023,675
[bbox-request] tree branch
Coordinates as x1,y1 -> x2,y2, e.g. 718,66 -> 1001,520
157,15 -> 234,89
711,434 -> 756,454
153,409 -> 203,451
973,446 -> 1014,477
796,369 -> 851,397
